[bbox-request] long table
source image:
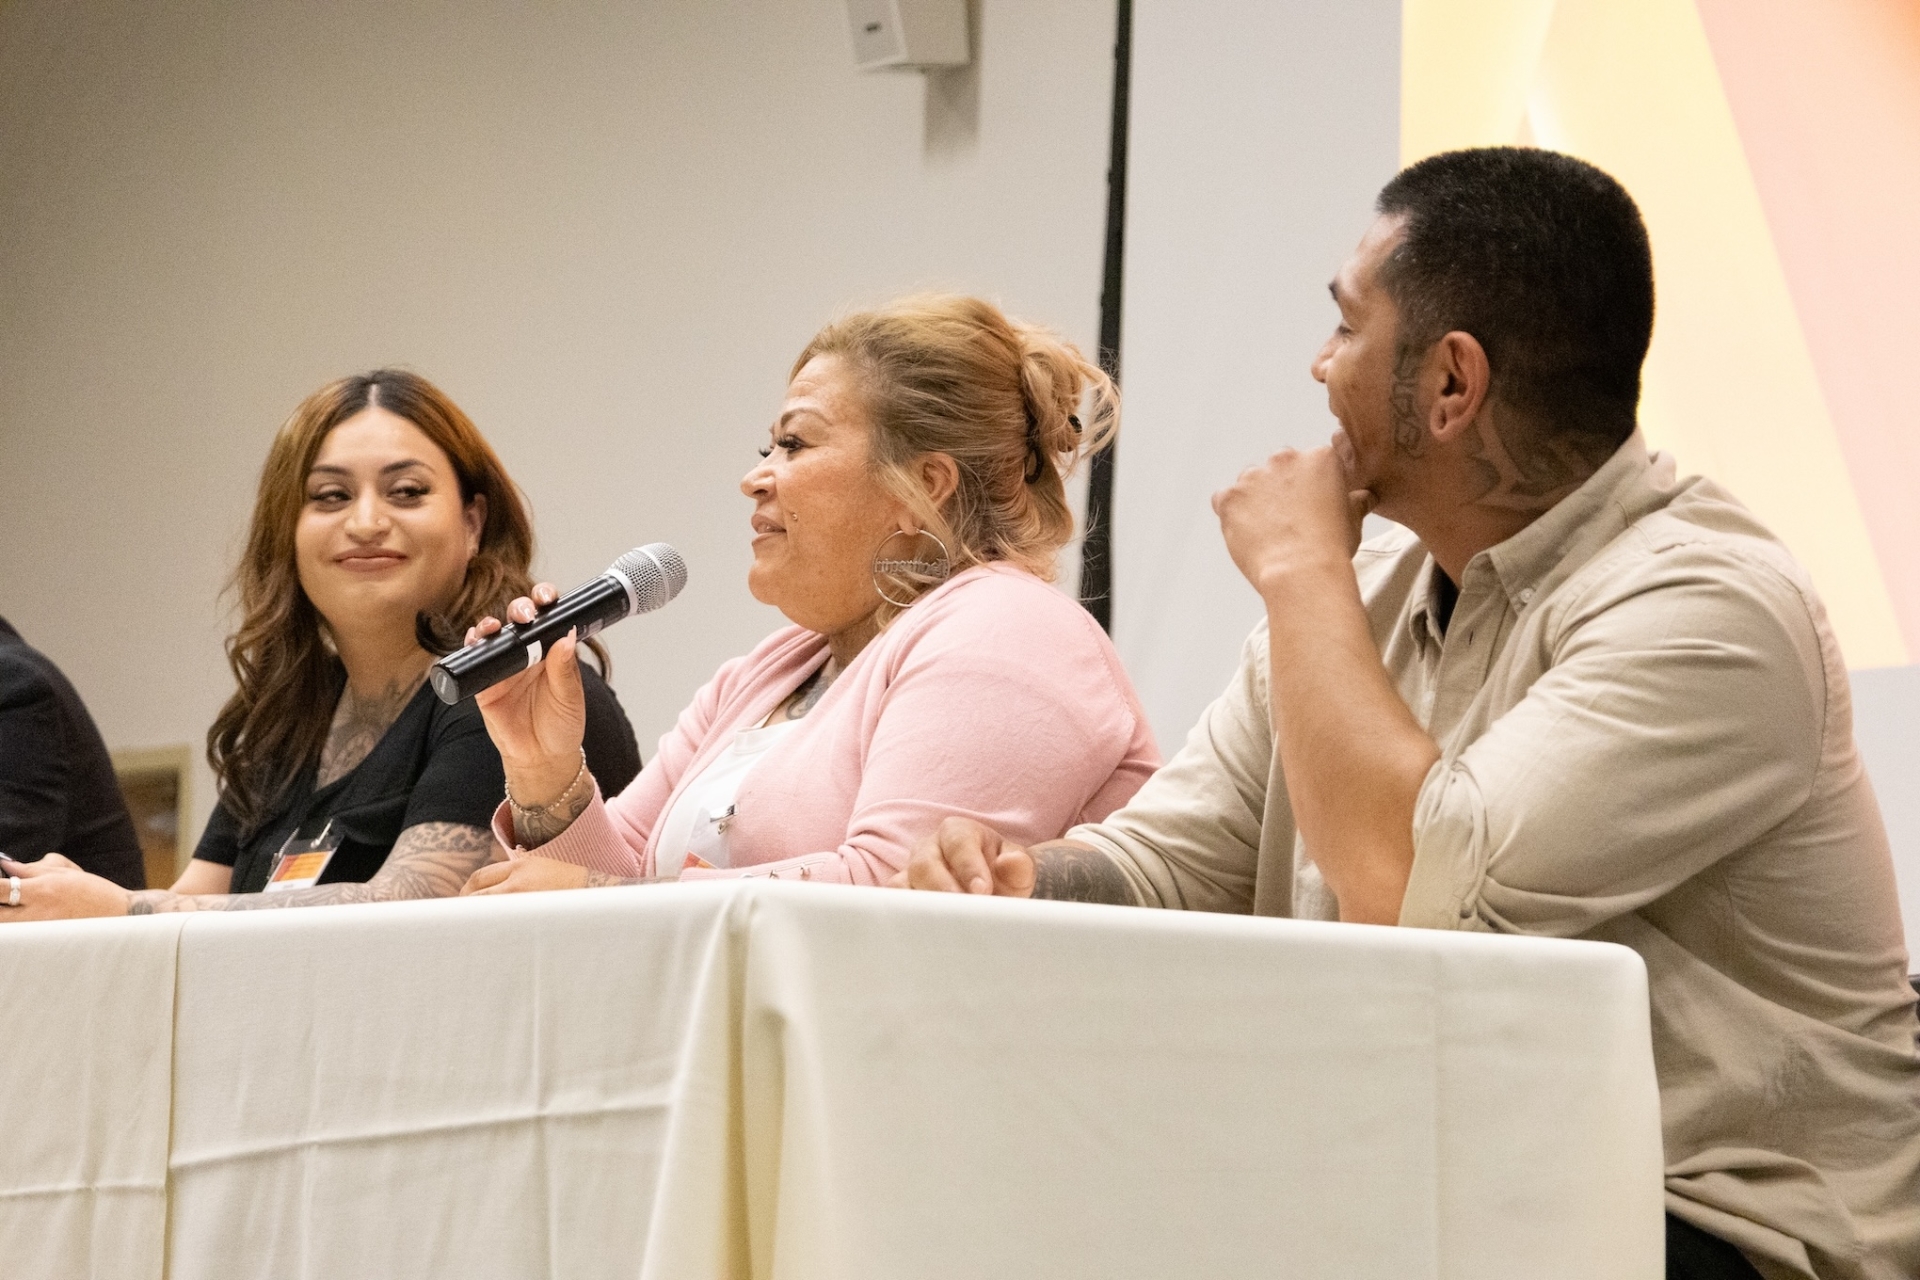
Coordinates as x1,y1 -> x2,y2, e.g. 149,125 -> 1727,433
3,881 -> 1665,1278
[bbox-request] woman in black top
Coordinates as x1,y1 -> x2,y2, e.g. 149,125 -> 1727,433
1,370 -> 638,919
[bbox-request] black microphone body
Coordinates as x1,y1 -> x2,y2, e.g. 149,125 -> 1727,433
430,543 -> 687,704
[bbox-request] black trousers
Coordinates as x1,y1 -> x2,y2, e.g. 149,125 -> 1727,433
1668,1214 -> 1764,1280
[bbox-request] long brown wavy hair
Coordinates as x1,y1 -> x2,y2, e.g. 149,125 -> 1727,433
208,370 -> 538,835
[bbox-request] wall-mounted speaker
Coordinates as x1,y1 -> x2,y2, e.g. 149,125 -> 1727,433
844,0 -> 970,71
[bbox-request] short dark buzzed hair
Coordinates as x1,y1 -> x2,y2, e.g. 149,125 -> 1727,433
1375,147 -> 1654,454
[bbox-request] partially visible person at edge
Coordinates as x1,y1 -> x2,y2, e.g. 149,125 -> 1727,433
902,150 -> 1920,1280
0,370 -> 640,919
0,614 -> 146,889
460,295 -> 1158,895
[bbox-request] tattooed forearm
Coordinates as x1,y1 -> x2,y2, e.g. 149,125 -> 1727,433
1029,841 -> 1139,906
582,869 -> 664,888
127,882 -> 384,912
356,822 -> 499,901
126,823 -> 497,912
510,780 -> 596,849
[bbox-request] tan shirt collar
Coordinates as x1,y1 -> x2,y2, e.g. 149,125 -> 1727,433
1407,432 -> 1669,651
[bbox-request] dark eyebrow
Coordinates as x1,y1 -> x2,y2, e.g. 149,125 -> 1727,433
1328,278 -> 1343,303
306,459 -> 433,479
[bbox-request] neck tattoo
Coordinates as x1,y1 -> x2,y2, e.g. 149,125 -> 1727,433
783,657 -> 840,722
317,669 -> 427,787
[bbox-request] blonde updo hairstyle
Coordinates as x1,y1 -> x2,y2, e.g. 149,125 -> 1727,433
792,294 -> 1118,615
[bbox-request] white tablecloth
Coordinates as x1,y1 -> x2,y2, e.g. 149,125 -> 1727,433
5,881 -> 1665,1278
1,914 -> 183,1280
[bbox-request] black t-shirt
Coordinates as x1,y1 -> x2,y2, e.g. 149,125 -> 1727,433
196,664 -> 642,894
0,615 -> 147,888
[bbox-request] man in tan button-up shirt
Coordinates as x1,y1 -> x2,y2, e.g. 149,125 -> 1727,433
906,148 -> 1920,1280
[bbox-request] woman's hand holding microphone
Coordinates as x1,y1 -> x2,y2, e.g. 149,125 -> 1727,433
468,585 -> 587,795
463,585 -> 599,878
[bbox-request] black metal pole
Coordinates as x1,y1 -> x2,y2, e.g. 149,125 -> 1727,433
1079,0 -> 1131,632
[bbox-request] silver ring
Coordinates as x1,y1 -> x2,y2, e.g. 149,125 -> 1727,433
5,876 -> 20,908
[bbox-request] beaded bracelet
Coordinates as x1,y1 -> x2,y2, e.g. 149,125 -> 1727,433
505,748 -> 590,821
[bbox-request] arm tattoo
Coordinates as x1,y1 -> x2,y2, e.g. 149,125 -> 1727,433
1029,841 -> 1139,906
582,868 -> 664,888
125,822 -> 497,912
511,780 -> 596,849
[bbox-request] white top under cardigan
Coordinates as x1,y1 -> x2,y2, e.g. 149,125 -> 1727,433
650,718 -> 801,874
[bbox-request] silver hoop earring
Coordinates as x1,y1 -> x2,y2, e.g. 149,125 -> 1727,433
872,528 -> 953,608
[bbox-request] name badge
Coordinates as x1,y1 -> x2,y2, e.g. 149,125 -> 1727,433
265,820 -> 342,892
681,803 -> 735,874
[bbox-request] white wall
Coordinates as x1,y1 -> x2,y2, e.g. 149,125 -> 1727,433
1853,666 -> 1920,963
0,0 -> 1118,847
1114,0 -> 1402,752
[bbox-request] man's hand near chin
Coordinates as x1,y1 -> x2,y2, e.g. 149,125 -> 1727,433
1211,444 -> 1434,928
1212,444 -> 1375,591
891,817 -> 1138,907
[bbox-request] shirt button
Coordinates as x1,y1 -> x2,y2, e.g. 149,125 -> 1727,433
1517,588 -> 1535,605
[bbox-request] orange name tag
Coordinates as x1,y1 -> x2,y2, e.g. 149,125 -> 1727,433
265,821 -> 341,893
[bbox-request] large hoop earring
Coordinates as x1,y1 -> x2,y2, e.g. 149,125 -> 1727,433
871,528 -> 953,608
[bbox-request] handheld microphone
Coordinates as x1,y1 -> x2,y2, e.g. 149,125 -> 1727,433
430,543 -> 688,704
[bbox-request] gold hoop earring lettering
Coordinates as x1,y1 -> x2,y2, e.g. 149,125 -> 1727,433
872,528 -> 953,608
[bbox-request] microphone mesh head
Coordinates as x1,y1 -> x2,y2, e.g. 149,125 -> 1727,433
610,543 -> 688,614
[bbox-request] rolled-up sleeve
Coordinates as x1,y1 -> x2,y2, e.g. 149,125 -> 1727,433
1071,626 -> 1273,913
1399,544 -> 1827,936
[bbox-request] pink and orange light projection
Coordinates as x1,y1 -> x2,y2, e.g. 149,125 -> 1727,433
1402,0 -> 1920,671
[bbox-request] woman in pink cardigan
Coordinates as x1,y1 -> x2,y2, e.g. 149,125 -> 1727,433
461,295 -> 1160,891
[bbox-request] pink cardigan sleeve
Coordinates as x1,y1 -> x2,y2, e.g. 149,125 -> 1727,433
682,578 -> 1158,886
494,650 -> 749,877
